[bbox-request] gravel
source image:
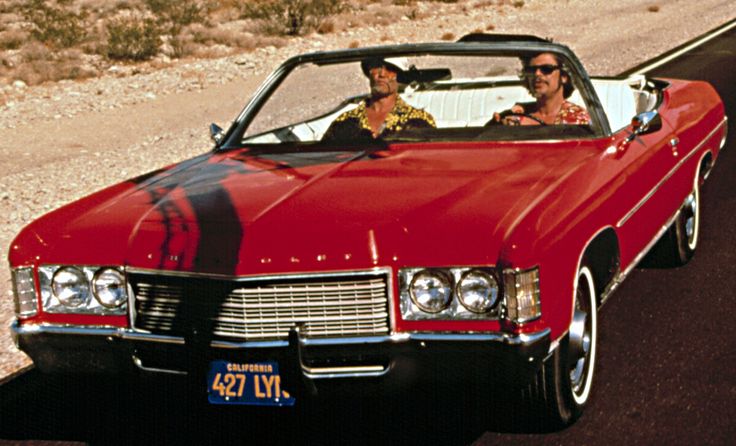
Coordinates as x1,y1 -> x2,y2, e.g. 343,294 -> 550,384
1,0 -> 733,379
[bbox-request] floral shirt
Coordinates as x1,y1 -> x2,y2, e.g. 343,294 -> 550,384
505,101 -> 590,125
322,97 -> 436,141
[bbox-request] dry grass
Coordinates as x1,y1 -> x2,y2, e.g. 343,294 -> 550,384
16,43 -> 96,85
0,30 -> 26,50
239,0 -> 345,36
317,19 -> 336,34
0,0 -> 473,85
189,24 -> 252,48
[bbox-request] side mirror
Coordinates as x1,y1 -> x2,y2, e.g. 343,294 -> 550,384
210,123 -> 225,145
625,111 -> 662,143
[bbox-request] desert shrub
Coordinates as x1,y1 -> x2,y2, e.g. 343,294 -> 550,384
19,41 -> 52,63
112,0 -> 140,11
169,34 -> 198,58
0,30 -> 27,50
20,0 -> 88,48
105,16 -> 161,61
144,0 -> 207,35
240,0 -> 345,36
316,19 -> 335,34
189,24 -> 255,49
16,44 -> 95,85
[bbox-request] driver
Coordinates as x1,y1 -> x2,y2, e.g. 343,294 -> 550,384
491,52 -> 590,126
322,57 -> 436,141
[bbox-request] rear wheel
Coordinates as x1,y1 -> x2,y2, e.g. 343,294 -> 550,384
671,181 -> 700,264
523,264 -> 597,428
646,174 -> 700,267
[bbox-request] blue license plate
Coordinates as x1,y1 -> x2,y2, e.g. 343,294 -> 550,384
207,360 -> 296,406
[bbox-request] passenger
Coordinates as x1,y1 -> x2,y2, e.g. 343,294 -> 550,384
491,52 -> 590,126
322,57 -> 436,141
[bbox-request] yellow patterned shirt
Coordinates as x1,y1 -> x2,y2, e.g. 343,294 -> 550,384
322,97 -> 436,141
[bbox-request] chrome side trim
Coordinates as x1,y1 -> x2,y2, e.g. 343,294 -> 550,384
603,148 -> 708,306
600,208 -> 680,307
617,118 -> 726,228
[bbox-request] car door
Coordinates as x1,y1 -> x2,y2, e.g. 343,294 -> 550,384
607,113 -> 681,268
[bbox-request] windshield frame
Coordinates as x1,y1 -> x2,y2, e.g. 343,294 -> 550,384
218,40 -> 611,150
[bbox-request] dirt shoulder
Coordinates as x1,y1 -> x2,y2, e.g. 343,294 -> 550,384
1,0 -> 734,379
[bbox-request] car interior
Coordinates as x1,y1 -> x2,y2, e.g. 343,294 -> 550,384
241,69 -> 661,144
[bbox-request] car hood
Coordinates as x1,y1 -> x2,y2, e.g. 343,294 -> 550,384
14,142 -> 598,275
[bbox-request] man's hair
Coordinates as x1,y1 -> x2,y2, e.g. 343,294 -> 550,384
520,52 -> 575,98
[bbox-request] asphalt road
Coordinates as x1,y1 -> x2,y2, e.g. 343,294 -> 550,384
1,25 -> 735,446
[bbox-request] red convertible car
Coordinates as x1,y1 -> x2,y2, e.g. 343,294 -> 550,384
8,35 -> 727,427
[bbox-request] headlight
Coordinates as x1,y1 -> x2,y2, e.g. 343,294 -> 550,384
456,270 -> 499,313
92,268 -> 127,308
409,270 -> 452,313
39,265 -> 127,314
400,267 -> 504,320
52,267 -> 90,308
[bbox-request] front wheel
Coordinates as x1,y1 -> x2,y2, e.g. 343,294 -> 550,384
523,265 -> 598,428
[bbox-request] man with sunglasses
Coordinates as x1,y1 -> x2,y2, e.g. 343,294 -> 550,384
491,52 -> 590,126
322,57 -> 436,142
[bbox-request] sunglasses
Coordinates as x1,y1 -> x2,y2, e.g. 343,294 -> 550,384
521,64 -> 561,76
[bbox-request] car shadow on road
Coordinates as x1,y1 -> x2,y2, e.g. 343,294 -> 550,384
0,369 -> 556,445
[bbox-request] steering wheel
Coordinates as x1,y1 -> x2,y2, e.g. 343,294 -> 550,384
485,111 -> 547,126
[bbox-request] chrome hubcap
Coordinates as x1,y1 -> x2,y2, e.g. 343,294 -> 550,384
569,278 -> 593,396
568,304 -> 590,390
685,190 -> 698,245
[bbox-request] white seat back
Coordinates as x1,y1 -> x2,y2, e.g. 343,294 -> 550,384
402,86 -> 533,127
585,80 -> 638,131
405,79 -> 641,132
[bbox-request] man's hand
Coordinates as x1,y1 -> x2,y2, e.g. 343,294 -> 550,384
493,104 -> 527,125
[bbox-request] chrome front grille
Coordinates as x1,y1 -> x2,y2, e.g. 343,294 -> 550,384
130,271 -> 391,341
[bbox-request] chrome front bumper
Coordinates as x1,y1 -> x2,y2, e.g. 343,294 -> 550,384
12,320 -> 551,387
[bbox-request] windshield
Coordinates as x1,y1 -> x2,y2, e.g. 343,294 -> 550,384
238,53 -> 595,146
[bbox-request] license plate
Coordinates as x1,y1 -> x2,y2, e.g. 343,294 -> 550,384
207,360 -> 296,406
